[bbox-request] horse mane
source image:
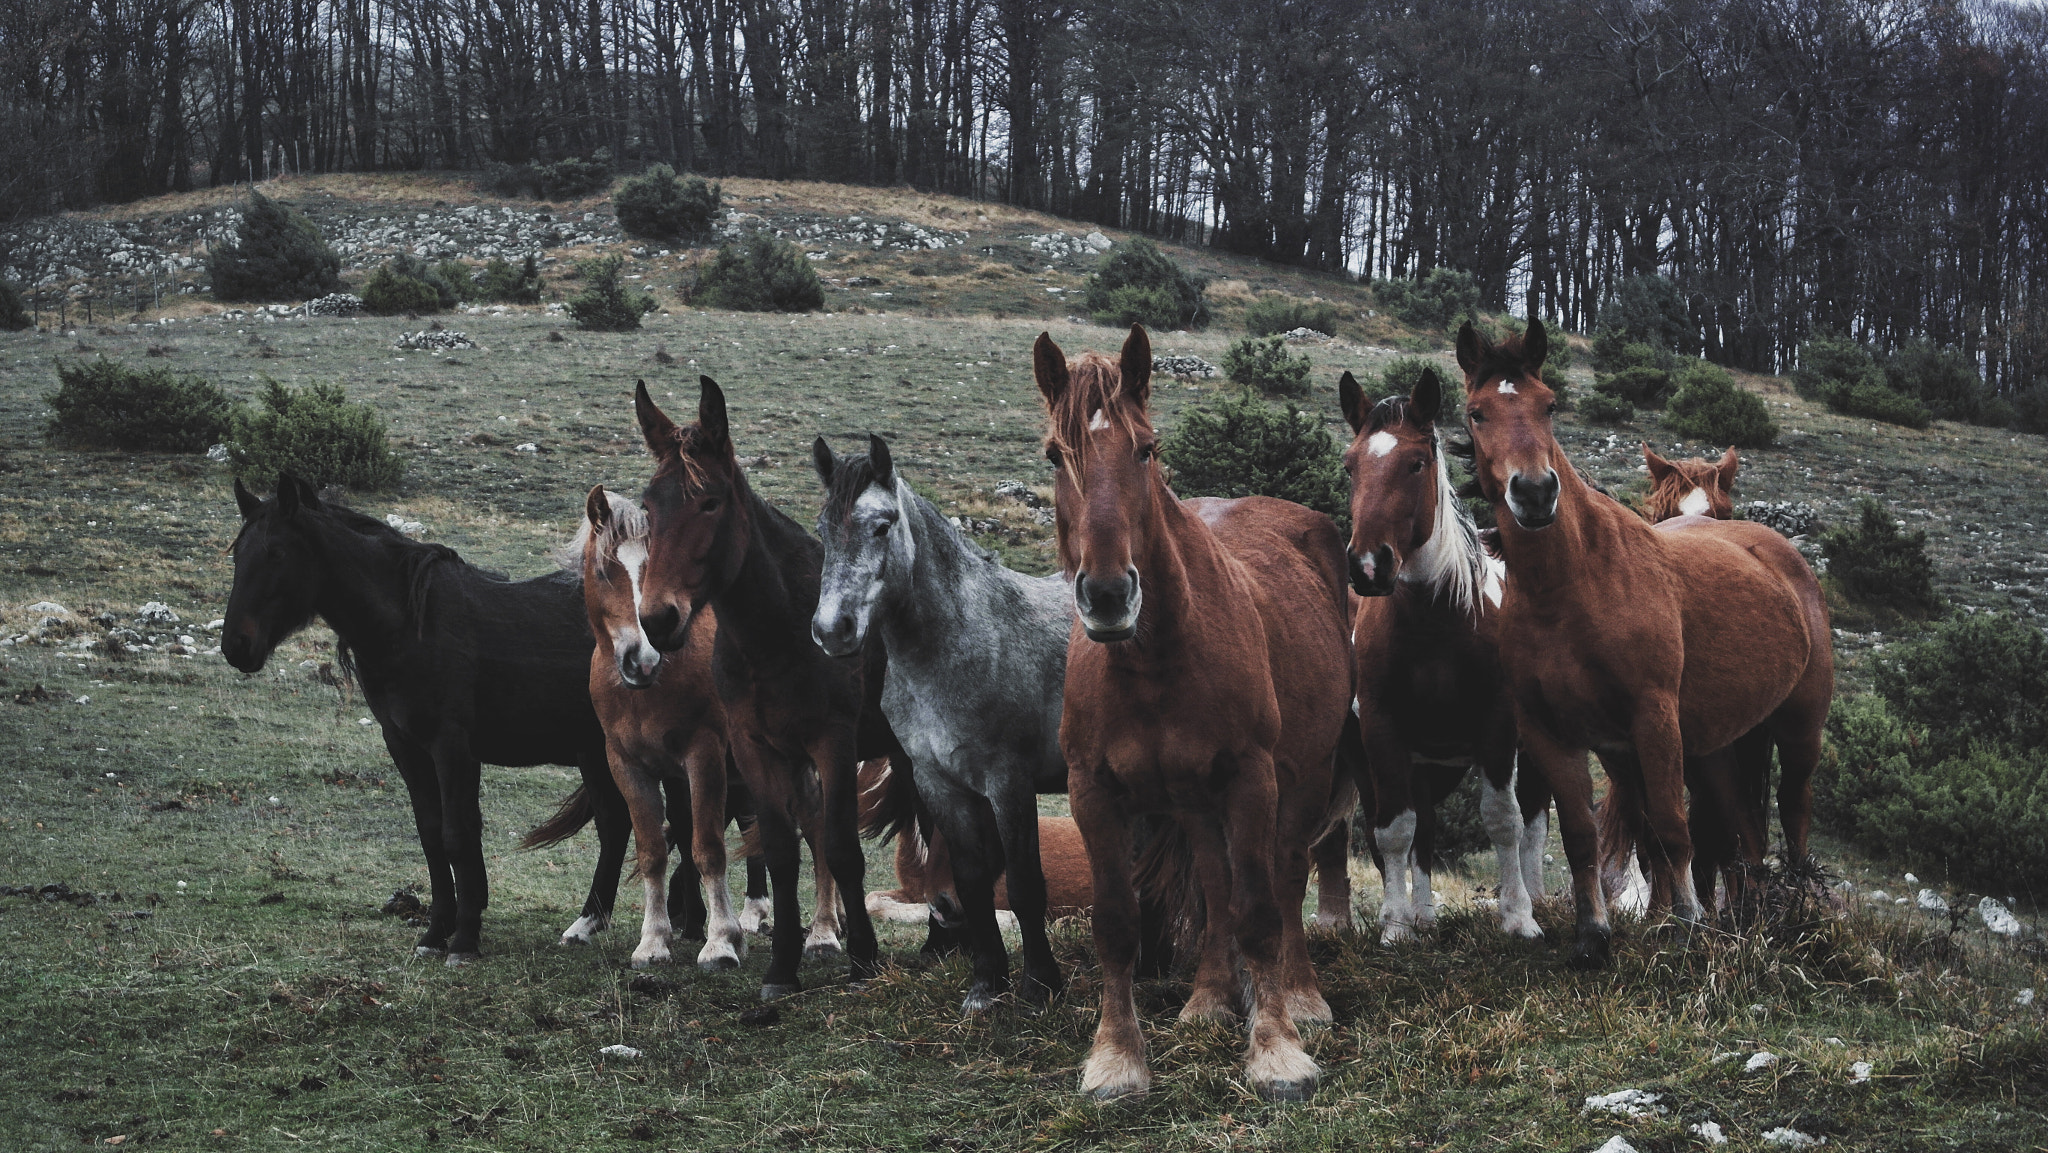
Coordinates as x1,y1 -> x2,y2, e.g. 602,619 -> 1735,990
1043,352 -> 1147,462
556,489 -> 646,572
309,500 -> 502,677
649,422 -> 721,496
822,452 -> 881,524
1468,329 -> 1538,385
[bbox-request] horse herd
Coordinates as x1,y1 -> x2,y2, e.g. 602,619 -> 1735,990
219,319 -> 1832,1102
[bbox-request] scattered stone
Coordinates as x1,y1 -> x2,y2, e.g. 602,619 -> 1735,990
1745,1052 -> 1781,1072
1583,1089 -> 1667,1118
597,1044 -> 642,1060
206,444 -> 231,463
1978,896 -> 2023,936
1152,353 -> 1219,379
845,276 -> 882,287
993,480 -> 1049,509
1904,872 -> 1918,884
136,601 -> 179,625
395,329 -> 478,351
307,293 -> 364,317
1848,1061 -> 1872,1084
1744,500 -> 1819,537
1761,1127 -> 1826,1148
1591,1138 -> 1640,1153
1691,1120 -> 1728,1145
1866,890 -> 1889,903
1916,888 -> 1948,914
1281,326 -> 1332,342
2018,988 -> 2036,1007
24,601 -> 69,617
384,514 -> 424,537
515,443 -> 538,453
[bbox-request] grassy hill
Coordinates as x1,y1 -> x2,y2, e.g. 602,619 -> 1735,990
0,175 -> 2041,1150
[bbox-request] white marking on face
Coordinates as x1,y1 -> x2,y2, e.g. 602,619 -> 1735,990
612,539 -> 661,676
1678,486 -> 1711,517
1087,408 -> 1109,432
1367,430 -> 1399,458
1497,380 -> 1518,395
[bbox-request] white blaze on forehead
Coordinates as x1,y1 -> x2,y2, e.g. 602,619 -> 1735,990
1087,408 -> 1109,432
1678,487 -> 1711,517
1496,380 -> 1518,395
1367,430 -> 1399,458
615,540 -> 650,616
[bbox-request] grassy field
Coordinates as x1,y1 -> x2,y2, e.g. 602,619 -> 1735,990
1,178 -> 2045,1150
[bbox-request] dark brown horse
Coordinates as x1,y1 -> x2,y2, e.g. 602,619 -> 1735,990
631,377 -> 898,999
1338,367 -> 1551,944
1642,444 -> 1738,522
1036,327 -> 1353,1101
1456,320 -> 1832,967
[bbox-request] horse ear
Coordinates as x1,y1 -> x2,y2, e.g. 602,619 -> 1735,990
1119,325 -> 1152,407
1339,372 -> 1368,433
233,477 -> 261,519
294,475 -> 323,510
1411,368 -> 1443,426
585,485 -> 611,529
1455,322 -> 1483,375
635,379 -> 678,458
1716,445 -> 1740,492
1033,332 -> 1069,408
868,433 -> 895,484
1523,317 -> 1549,374
1642,443 -> 1675,483
811,437 -> 835,487
697,376 -> 729,449
275,472 -> 301,516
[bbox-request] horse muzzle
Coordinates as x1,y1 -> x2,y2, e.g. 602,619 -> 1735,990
809,609 -> 866,658
222,628 -> 268,673
1075,568 -> 1140,643
615,637 -> 663,688
638,602 -> 696,654
1348,544 -> 1397,596
1506,468 -> 1560,530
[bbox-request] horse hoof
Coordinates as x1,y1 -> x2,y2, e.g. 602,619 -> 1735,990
444,951 -> 481,968
414,945 -> 447,958
697,955 -> 739,973
803,942 -> 842,961
962,990 -> 999,1015
1256,1078 -> 1316,1103
630,953 -> 671,970
759,982 -> 801,1002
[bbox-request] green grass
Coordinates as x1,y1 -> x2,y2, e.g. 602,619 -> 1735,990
2,202 -> 2046,1149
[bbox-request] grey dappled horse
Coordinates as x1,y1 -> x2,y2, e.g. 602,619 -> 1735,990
810,434 -> 1074,1011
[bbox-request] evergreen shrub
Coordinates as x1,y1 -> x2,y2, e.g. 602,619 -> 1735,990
1371,267 -> 1479,330
614,165 -> 721,241
692,234 -> 824,313
0,281 -> 29,331
45,358 -> 235,452
1084,238 -> 1208,330
228,379 -> 402,491
1793,333 -> 1931,429
570,255 -> 659,330
1244,294 -> 1338,338
207,190 -> 341,302
1819,497 -> 1941,615
478,255 -> 544,304
1662,361 -> 1778,447
1220,335 -> 1312,397
1158,387 -> 1345,522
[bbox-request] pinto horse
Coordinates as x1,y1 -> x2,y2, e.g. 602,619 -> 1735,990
1456,320 -> 1832,967
1338,367 -> 1551,944
1642,445 -> 1739,522
632,378 -> 899,1000
811,433 -> 1072,1011
1036,327 -> 1353,1101
223,475 -> 629,964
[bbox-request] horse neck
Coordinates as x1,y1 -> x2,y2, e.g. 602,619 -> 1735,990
879,483 -> 992,641
1496,449 -> 1643,603
1116,486 -> 1216,653
711,478 -> 820,652
302,515 -> 418,657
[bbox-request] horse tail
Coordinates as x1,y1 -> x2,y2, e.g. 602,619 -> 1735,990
519,785 -> 593,850
1597,772 -> 1646,908
1132,814 -> 1200,978
858,754 -> 925,845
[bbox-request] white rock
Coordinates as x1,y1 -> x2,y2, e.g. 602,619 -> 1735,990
1690,1121 -> 1728,1145
598,1044 -> 642,1059
1978,897 -> 2023,936
268,795 -> 281,805
207,444 -> 231,463
1916,889 -> 1948,913
1761,1127 -> 1825,1148
1745,1052 -> 1781,1072
136,601 -> 180,624
1592,1138 -> 1639,1153
1849,1061 -> 1872,1084
359,718 -> 375,726
1583,1089 -> 1667,1118
384,514 -> 425,536
2019,988 -> 2036,1007
1903,872 -> 1917,883
1866,890 -> 1888,902
25,601 -> 69,616
206,619 -> 225,630
73,695 -> 89,704
515,443 -> 538,453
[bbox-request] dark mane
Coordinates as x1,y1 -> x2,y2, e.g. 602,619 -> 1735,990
1471,330 -> 1539,385
1368,394 -> 1420,435
1044,351 -> 1148,460
822,451 -> 881,522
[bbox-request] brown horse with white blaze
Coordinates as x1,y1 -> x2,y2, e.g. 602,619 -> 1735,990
1036,327 -> 1353,1101
1456,319 -> 1832,967
1642,445 -> 1738,523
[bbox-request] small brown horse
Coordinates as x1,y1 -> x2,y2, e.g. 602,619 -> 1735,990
1338,367 -> 1551,944
571,485 -> 844,968
632,377 -> 898,999
1036,326 -> 1353,1101
1642,444 -> 1738,522
1456,320 -> 1832,967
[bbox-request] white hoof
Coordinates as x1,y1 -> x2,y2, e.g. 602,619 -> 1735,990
558,914 -> 607,946
1500,913 -> 1544,940
739,897 -> 771,935
1378,919 -> 1414,946
1080,1047 -> 1151,1100
696,936 -> 742,971
1247,1044 -> 1319,1102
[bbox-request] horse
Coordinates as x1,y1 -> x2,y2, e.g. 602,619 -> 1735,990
1454,320 -> 1832,967
810,432 -> 1073,1011
567,485 -> 848,969
1642,444 -> 1738,522
222,474 -> 630,965
1035,326 -> 1354,1102
631,377 -> 902,1000
1337,367 -> 1551,945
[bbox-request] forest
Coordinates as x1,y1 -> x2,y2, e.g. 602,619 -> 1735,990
5,0 -> 2047,388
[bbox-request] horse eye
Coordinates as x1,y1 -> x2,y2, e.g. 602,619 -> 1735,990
701,497 -> 722,513
1045,446 -> 1062,467
1546,402 -> 1558,416
873,522 -> 890,539
1137,443 -> 1155,463
1409,458 -> 1426,474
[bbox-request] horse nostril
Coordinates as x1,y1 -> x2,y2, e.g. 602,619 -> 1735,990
639,605 -> 680,647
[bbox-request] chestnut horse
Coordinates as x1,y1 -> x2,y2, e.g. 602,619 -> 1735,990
632,377 -> 900,999
1338,367 -> 1551,944
1036,327 -> 1353,1101
1642,445 -> 1738,522
569,485 -> 845,968
1456,320 -> 1832,967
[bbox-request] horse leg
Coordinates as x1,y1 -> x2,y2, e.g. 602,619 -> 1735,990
430,733 -> 488,965
992,777 -> 1062,1009
811,734 -> 877,981
1685,751 -> 1737,920
687,732 -> 744,970
1514,754 -> 1552,911
557,753 -> 631,946
1223,753 -> 1317,1103
1769,690 -> 1828,867
385,732 -> 455,957
1072,771 -> 1148,1099
1311,819 -> 1352,932
798,801 -> 844,959
662,776 -> 707,940
1522,728 -> 1609,969
728,768 -> 772,934
917,824 -> 967,958
1411,767 -> 1460,930
606,745 -> 675,968
1631,705 -> 1704,926
920,775 -> 1011,1012
1481,755 -> 1541,939
1276,769 -> 1333,1024
734,747 -> 806,1000
1178,810 -> 1244,1024
1364,721 -> 1420,945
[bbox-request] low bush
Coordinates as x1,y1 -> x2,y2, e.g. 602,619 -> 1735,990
477,254 -> 544,304
44,357 -> 235,452
1244,294 -> 1338,338
1577,390 -> 1635,424
1158,386 -> 1345,521
1819,497 -> 1941,616
228,379 -> 402,491
614,165 -> 721,242
361,254 -> 463,314
1662,361 -> 1778,447
1592,341 -> 1675,407
1371,267 -> 1479,331
435,259 -> 480,303
1884,340 -> 1986,424
569,255 -> 659,330
480,152 -> 615,200
1084,238 -> 1208,330
207,190 -> 341,302
1090,284 -> 1180,331
1220,335 -> 1312,398
1,281 -> 28,331
1793,333 -> 1931,429
692,234 -> 823,313
1591,275 -> 1691,366
2014,383 -> 2048,434
1818,614 -> 2048,891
